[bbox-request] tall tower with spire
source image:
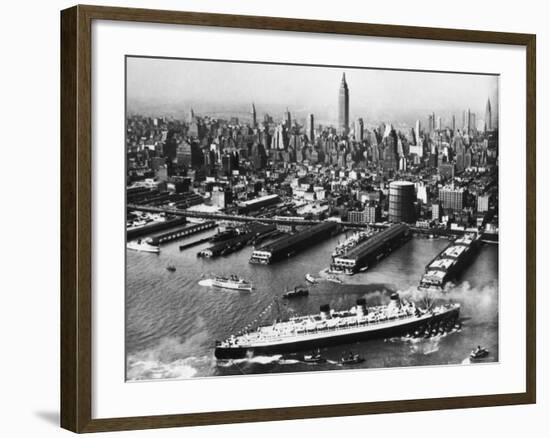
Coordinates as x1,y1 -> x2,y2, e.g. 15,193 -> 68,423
338,73 -> 349,135
485,98 -> 492,132
252,103 -> 257,128
283,108 -> 292,130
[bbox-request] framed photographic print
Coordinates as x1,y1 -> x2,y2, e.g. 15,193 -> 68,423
60,4 -> 536,433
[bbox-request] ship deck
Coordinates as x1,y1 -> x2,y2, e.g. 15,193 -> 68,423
219,304 -> 459,348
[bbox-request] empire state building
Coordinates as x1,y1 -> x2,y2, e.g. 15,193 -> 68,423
338,73 -> 349,135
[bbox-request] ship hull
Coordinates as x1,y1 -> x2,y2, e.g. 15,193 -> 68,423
419,239 -> 480,290
215,307 -> 459,359
126,243 -> 160,253
212,283 -> 252,291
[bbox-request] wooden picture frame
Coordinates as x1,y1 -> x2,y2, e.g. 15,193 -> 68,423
61,4 -> 536,433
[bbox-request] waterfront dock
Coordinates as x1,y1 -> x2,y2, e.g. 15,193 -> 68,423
198,223 -> 277,258
330,224 -> 410,274
250,221 -> 339,264
126,216 -> 187,240
148,220 -> 217,245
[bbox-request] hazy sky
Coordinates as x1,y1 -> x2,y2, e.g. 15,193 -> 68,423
126,56 -> 498,128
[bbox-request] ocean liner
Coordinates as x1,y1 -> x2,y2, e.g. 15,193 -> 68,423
214,294 -> 460,359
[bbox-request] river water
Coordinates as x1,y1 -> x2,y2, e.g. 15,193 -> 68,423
126,231 -> 498,381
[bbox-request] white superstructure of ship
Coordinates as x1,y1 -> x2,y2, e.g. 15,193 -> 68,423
126,238 -> 160,253
211,275 -> 253,291
215,293 -> 460,359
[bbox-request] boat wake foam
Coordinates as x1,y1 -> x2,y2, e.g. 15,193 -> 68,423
127,322 -> 212,381
198,279 -> 213,287
217,355 -> 304,367
127,357 -> 200,380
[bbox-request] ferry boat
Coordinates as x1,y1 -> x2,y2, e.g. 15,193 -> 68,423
126,239 -> 160,254
419,233 -> 480,291
214,294 -> 460,359
211,275 -> 253,291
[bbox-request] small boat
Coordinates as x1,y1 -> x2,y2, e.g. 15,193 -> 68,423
126,239 -> 160,254
326,275 -> 342,284
470,346 -> 489,360
166,265 -> 176,272
359,266 -> 369,273
303,350 -> 326,363
339,352 -> 365,365
305,273 -> 317,284
282,286 -> 309,299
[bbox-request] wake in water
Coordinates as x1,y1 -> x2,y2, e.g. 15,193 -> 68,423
216,354 -> 338,368
198,279 -> 213,287
126,317 -> 214,381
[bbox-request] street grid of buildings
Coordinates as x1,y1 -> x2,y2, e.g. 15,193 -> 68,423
126,72 -> 499,238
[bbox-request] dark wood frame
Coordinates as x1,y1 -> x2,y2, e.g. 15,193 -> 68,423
61,4 -> 536,433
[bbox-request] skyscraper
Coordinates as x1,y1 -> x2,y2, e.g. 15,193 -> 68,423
252,103 -> 257,128
338,73 -> 349,135
284,108 -> 291,129
414,120 -> 421,145
485,98 -> 492,132
354,118 -> 364,142
306,113 -> 315,143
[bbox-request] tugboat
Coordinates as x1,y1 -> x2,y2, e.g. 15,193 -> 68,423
470,346 -> 489,360
339,352 -> 365,365
303,349 -> 326,363
282,286 -> 309,299
211,274 -> 253,291
166,265 -> 176,272
215,294 -> 461,359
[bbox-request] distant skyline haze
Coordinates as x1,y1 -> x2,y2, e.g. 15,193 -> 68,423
127,56 -> 499,129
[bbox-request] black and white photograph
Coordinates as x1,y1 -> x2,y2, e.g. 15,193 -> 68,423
125,56 -> 499,381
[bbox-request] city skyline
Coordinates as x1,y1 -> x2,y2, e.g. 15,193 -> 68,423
126,56 -> 499,381
127,57 -> 499,128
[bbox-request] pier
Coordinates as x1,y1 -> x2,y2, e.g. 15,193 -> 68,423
198,223 -> 277,258
148,220 -> 217,245
330,224 -> 410,274
126,217 -> 187,240
250,222 -> 339,264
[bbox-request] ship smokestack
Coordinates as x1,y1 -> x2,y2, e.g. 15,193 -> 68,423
320,304 -> 331,319
356,298 -> 367,317
389,292 -> 402,310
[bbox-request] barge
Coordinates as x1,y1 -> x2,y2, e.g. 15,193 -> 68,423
419,233 -> 481,291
